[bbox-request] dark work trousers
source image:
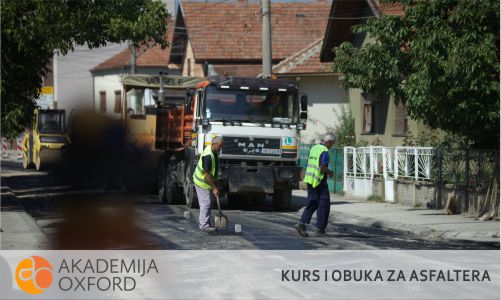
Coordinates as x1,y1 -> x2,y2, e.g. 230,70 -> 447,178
300,183 -> 331,230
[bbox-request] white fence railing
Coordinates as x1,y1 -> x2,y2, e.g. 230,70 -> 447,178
344,146 -> 434,180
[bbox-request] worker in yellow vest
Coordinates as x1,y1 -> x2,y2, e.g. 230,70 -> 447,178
193,136 -> 224,232
295,134 -> 336,237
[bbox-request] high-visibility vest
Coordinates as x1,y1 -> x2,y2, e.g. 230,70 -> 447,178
193,145 -> 217,190
303,144 -> 328,188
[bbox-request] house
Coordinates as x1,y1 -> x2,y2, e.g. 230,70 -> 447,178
170,0 -> 332,77
171,0 -> 347,143
90,19 -> 179,118
320,0 -> 428,146
272,38 -> 349,143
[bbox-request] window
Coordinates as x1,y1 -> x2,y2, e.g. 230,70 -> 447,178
362,93 -> 381,134
394,102 -> 408,136
114,90 -> 122,113
99,91 -> 106,113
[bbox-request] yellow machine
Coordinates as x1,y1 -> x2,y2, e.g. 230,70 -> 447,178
22,109 -> 67,170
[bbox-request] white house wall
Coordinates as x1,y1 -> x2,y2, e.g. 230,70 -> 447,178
93,73 -> 124,118
297,75 -> 348,144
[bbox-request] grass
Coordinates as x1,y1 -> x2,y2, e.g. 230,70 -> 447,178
367,195 -> 384,203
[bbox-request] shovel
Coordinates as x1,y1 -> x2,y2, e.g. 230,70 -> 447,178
214,195 -> 228,229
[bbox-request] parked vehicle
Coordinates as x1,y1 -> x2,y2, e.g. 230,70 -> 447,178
127,74 -> 308,210
121,74 -> 203,190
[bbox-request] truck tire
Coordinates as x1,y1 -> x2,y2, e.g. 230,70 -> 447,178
183,150 -> 198,208
165,157 -> 183,204
272,188 -> 292,211
158,158 -> 167,202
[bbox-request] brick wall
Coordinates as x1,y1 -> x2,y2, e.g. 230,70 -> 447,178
372,178 -> 384,198
396,180 -> 416,206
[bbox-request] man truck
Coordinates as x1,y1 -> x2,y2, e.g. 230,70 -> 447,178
123,74 -> 307,210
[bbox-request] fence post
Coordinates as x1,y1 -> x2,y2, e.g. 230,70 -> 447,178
436,149 -> 443,209
414,147 -> 419,180
394,148 -> 399,179
382,147 -> 387,179
464,148 -> 470,214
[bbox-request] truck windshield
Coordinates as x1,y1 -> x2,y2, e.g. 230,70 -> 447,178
38,111 -> 65,133
204,86 -> 298,123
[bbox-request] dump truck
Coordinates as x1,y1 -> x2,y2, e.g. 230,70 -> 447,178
121,74 -> 204,190
123,75 -> 308,210
22,108 -> 67,170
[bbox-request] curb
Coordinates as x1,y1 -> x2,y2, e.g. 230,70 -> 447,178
331,210 -> 500,244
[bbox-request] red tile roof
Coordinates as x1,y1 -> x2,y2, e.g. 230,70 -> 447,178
181,1 -> 332,61
371,0 -> 405,16
273,38 -> 333,75
211,64 -> 264,77
92,20 -> 176,72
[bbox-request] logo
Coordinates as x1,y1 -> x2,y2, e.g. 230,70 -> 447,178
16,256 -> 53,294
284,137 -> 293,145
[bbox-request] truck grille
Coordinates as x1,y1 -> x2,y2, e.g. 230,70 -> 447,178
222,136 -> 281,157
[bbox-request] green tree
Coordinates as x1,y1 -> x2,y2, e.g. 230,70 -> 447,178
333,0 -> 499,148
1,0 -> 169,138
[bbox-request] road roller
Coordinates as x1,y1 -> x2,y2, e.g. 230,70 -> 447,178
22,108 -> 67,170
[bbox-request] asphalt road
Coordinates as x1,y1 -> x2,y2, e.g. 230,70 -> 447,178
1,159 -> 497,250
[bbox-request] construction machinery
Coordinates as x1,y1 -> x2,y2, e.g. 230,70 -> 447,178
123,74 -> 308,210
121,74 -> 203,190
22,108 -> 67,170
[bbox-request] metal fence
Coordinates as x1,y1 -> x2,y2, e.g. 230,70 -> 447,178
434,148 -> 499,211
344,146 -> 434,180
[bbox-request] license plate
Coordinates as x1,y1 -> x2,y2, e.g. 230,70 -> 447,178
259,148 -> 282,155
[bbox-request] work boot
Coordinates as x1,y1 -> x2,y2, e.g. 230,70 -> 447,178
201,227 -> 216,233
294,223 -> 308,237
315,228 -> 327,236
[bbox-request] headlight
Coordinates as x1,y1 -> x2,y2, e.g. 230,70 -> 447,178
202,119 -> 210,126
297,123 -> 305,130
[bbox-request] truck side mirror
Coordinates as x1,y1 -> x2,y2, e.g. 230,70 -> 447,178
300,111 -> 308,120
185,89 -> 195,113
300,95 -> 308,111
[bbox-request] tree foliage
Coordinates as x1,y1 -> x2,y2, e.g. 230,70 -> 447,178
333,0 -> 499,148
1,0 -> 169,138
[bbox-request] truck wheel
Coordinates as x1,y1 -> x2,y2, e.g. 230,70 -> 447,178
158,158 -> 167,202
165,157 -> 182,204
183,150 -> 198,208
272,188 -> 292,211
184,179 -> 198,208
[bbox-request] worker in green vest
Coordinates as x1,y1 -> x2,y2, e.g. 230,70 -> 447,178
295,134 -> 336,237
193,136 -> 224,233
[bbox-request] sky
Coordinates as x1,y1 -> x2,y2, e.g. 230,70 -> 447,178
54,0 -> 176,114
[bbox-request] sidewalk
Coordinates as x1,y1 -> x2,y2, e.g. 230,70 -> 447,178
293,190 -> 500,244
0,187 -> 50,250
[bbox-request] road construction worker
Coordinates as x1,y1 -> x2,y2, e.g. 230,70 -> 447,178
295,134 -> 336,237
193,136 -> 224,232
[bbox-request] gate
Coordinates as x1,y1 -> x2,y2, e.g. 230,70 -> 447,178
298,144 -> 344,194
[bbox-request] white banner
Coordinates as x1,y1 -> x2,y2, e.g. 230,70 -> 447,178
0,250 -> 499,299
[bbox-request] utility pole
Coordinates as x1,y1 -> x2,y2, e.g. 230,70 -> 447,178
130,42 -> 137,74
261,0 -> 272,77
